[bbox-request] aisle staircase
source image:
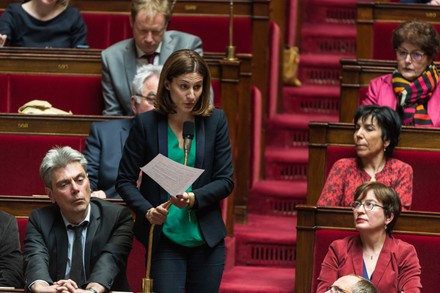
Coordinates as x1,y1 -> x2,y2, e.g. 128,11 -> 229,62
220,0 -> 357,292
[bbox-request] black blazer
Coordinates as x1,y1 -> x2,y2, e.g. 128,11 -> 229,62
23,198 -> 134,291
0,210 -> 23,288
116,109 -> 234,250
83,118 -> 133,198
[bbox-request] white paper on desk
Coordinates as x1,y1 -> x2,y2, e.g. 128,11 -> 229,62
141,153 -> 204,196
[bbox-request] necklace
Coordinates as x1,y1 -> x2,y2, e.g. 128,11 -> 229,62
364,252 -> 378,261
366,160 -> 386,182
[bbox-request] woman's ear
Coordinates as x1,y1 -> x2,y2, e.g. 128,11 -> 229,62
164,80 -> 170,90
384,139 -> 390,149
385,212 -> 394,225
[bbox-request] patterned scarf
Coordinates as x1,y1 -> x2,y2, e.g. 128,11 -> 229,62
392,64 -> 438,126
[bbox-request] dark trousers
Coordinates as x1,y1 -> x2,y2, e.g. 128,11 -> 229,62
151,235 -> 225,293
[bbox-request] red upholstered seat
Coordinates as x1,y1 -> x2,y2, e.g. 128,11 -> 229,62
373,23 -> 440,61
0,135 -> 85,196
7,74 -> 103,115
325,146 -> 440,212
359,87 -> 368,105
16,216 -> 28,252
169,16 -> 252,53
81,12 -> 253,53
311,229 -> 440,293
127,238 -> 146,293
82,12 -> 131,49
0,74 -> 8,112
211,79 -> 221,108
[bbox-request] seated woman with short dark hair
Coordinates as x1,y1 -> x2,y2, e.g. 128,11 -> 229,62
317,105 -> 413,210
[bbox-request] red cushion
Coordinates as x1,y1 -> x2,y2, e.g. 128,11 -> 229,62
16,217 -> 28,252
169,16 -> 252,53
82,13 -> 132,49
393,150 -> 440,211
325,146 -> 440,212
359,87 -> 368,105
127,238 -> 146,293
0,74 -> 8,112
0,135 -> 85,196
7,74 -> 103,115
373,23 -> 440,60
395,233 -> 440,292
211,79 -> 221,108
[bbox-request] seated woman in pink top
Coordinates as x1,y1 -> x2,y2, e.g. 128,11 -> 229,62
317,105 -> 413,210
364,20 -> 440,127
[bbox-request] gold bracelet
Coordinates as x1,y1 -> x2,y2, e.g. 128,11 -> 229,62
188,192 -> 195,209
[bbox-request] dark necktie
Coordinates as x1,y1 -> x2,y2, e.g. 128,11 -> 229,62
142,52 -> 157,64
68,222 -> 87,285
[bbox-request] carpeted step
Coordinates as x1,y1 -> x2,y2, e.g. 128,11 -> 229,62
220,266 -> 295,293
303,0 -> 356,25
297,53 -> 344,85
265,113 -> 337,147
233,214 -> 297,267
264,147 -> 308,181
301,23 -> 356,56
249,180 -> 307,215
268,112 -> 339,129
282,84 -> 340,115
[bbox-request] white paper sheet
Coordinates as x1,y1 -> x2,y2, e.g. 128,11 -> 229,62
141,153 -> 204,196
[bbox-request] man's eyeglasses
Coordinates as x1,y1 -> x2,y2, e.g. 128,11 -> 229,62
395,49 -> 425,62
326,285 -> 351,293
135,93 -> 156,105
350,200 -> 384,211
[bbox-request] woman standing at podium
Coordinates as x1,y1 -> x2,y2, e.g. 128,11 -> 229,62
117,49 -> 234,293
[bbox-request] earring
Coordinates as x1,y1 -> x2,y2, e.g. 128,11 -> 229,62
384,224 -> 388,230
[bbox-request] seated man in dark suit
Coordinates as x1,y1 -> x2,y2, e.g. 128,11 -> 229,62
101,0 -> 203,115
0,210 -> 23,288
24,146 -> 134,293
84,64 -> 161,198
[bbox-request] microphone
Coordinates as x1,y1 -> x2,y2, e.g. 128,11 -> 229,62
183,121 -> 195,166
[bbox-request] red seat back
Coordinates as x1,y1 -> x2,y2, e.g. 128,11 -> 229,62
373,23 -> 440,61
6,74 -> 103,115
325,146 -> 440,212
0,135 -> 85,196
169,16 -> 252,53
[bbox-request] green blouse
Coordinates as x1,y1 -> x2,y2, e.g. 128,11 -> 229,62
162,125 -> 205,247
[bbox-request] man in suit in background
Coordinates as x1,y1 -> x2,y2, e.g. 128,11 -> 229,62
84,64 -> 161,198
24,146 -> 133,293
101,0 -> 203,116
0,210 -> 23,288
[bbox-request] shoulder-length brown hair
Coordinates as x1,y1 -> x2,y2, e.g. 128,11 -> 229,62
155,49 -> 213,116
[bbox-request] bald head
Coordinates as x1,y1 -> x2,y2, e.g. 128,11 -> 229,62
326,275 -> 378,293
333,275 -> 360,291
